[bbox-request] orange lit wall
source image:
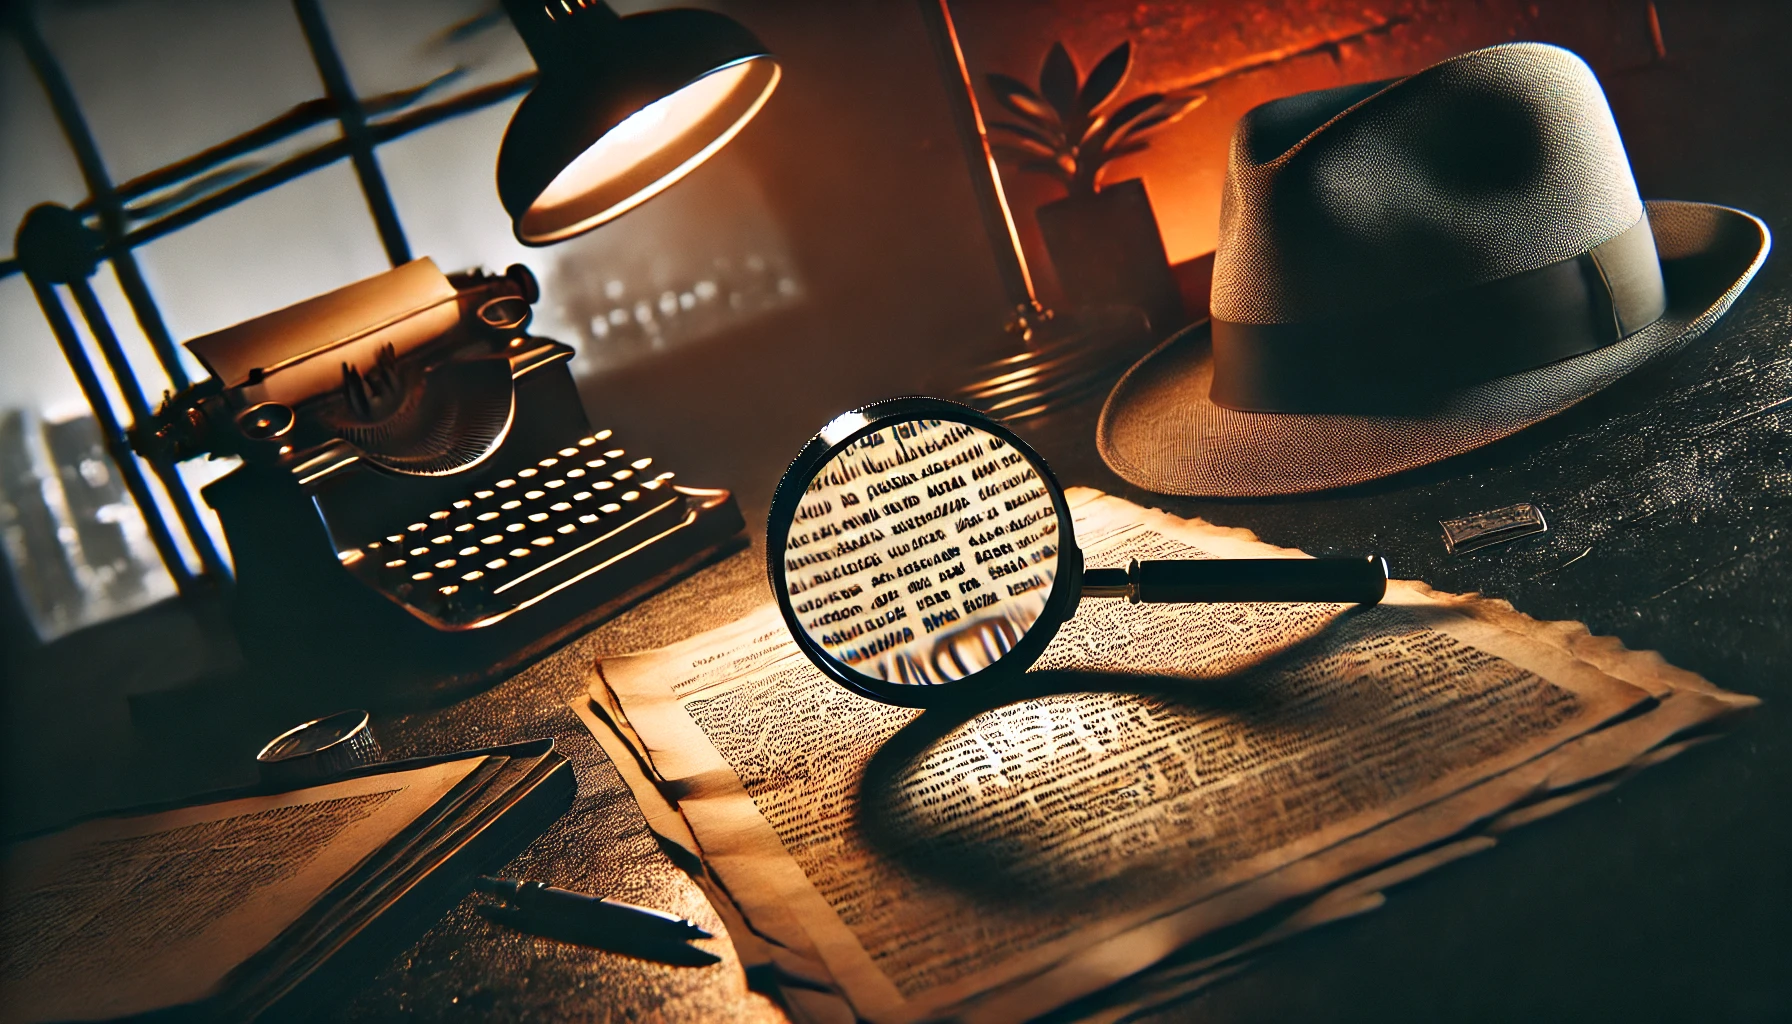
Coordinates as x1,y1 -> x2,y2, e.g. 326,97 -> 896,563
949,0 -> 1673,302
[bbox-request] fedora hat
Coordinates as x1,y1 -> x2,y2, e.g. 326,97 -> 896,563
1097,42 -> 1770,497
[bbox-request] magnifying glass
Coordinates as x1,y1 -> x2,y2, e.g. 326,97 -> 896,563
766,397 -> 1389,708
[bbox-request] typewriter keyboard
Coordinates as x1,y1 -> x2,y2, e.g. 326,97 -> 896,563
339,430 -> 690,628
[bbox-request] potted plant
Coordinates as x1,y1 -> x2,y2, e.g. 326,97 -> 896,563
987,41 -> 1203,333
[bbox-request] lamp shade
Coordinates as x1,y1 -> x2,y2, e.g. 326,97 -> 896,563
498,0 -> 780,245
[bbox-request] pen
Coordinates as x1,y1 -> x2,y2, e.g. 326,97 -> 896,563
474,876 -> 713,941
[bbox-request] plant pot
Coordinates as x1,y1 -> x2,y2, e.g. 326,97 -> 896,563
1036,178 -> 1186,335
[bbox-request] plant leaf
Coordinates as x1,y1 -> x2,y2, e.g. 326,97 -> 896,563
1017,158 -> 1075,185
1113,91 -> 1206,145
1092,141 -> 1151,190
1114,112 -> 1174,142
1100,140 -> 1150,162
1071,92 -> 1160,173
1038,42 -> 1080,126
985,72 -> 1059,128
992,138 -> 1060,163
988,119 -> 1065,153
1102,92 -> 1166,135
1078,41 -> 1130,118
1164,88 -> 1209,114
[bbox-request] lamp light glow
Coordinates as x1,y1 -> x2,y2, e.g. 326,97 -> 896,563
497,0 -> 780,246
522,58 -> 779,243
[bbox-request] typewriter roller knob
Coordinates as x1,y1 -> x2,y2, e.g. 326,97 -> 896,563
256,709 -> 383,784
237,401 -> 295,440
476,264 -> 541,330
478,296 -> 531,331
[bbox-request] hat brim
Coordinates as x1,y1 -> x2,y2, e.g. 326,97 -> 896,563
1096,200 -> 1771,497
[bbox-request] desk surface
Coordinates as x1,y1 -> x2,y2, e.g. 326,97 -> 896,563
350,258 -> 1790,1023
331,13 -> 1792,1017
367,20 -> 1789,1022
5,9 -> 1787,1023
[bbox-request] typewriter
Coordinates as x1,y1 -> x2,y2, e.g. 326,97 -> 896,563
138,258 -> 743,702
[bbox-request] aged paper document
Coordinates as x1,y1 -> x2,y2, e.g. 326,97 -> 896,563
183,257 -> 460,407
588,489 -> 1752,1023
0,758 -> 483,1024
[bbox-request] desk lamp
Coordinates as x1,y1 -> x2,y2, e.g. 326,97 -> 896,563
157,0 -> 783,700
494,0 -> 781,245
2,0 -> 779,674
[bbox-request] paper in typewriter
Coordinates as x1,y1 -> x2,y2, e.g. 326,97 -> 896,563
592,490 -> 1751,1024
0,758 -> 483,1024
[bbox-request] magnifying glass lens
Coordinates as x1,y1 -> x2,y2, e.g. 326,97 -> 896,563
779,418 -> 1060,686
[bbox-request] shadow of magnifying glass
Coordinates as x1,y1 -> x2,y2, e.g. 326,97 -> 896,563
853,607 -> 1389,905
763,397 -> 1394,904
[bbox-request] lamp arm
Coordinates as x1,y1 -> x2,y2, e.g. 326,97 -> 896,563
913,0 -> 1046,327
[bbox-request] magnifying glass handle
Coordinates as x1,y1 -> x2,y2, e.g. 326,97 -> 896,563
1082,556 -> 1388,606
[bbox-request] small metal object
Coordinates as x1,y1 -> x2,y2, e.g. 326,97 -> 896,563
1073,557 -> 1386,604
256,709 -> 382,784
476,295 -> 532,330
474,876 -> 712,941
1079,567 -> 1133,599
236,401 -> 294,439
1440,503 -> 1549,555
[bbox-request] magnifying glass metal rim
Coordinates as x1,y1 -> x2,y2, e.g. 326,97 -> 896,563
766,396 -> 1084,709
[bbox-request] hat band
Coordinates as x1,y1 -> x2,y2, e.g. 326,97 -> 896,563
1209,214 -> 1667,413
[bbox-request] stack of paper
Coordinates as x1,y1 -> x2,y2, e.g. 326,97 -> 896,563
1,740 -> 571,1023
578,490 -> 1753,1023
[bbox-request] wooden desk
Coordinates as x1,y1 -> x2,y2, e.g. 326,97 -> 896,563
346,258 -> 1790,1024
343,15 -> 1792,1014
